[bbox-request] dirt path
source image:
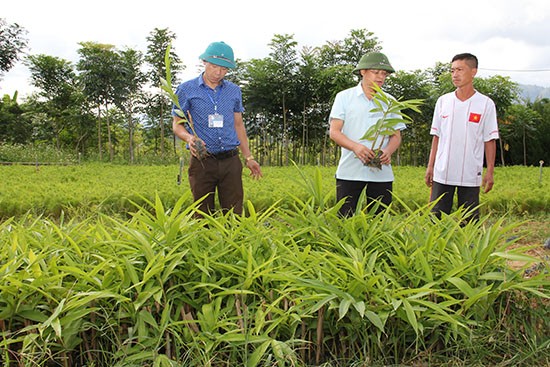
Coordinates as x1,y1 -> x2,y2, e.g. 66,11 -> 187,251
505,218 -> 549,273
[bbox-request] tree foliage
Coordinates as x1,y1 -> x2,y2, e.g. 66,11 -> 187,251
1,26 -> 546,167
0,92 -> 31,144
501,104 -> 541,165
77,42 -> 130,160
145,28 -> 182,156
528,98 -> 550,164
0,18 -> 28,76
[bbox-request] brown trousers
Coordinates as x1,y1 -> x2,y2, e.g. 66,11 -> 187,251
188,154 -> 244,215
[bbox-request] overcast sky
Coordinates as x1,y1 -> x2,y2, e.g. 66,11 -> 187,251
2,0 -> 550,98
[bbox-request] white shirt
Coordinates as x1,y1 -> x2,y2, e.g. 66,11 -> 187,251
430,90 -> 499,187
330,83 -> 405,182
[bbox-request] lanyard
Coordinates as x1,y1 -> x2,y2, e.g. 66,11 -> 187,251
205,87 -> 220,113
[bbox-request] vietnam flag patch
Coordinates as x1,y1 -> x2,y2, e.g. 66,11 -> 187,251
469,113 -> 481,123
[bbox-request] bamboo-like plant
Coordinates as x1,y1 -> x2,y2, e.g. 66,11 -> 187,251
159,44 -> 207,160
1,166 -> 549,366
360,82 -> 423,169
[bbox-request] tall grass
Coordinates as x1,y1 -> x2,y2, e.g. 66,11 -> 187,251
0,143 -> 78,164
0,164 -> 548,220
1,167 -> 548,366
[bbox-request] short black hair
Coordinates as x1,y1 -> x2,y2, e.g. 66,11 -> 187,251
452,53 -> 478,69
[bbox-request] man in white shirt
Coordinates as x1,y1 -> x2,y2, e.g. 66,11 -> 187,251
425,53 -> 499,222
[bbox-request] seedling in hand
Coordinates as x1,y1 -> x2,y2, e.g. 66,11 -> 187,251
160,44 -> 208,160
360,83 -> 423,170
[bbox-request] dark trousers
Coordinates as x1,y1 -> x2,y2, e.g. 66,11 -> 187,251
336,179 -> 393,217
430,181 -> 480,221
188,154 -> 243,215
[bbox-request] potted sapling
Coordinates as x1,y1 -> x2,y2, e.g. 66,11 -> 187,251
360,83 -> 423,170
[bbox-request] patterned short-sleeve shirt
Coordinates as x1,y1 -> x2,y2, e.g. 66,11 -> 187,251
172,74 -> 244,154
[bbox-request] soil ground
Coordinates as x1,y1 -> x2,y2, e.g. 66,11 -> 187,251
503,216 -> 549,272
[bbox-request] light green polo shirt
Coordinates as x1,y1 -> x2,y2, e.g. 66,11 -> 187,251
329,83 -> 405,182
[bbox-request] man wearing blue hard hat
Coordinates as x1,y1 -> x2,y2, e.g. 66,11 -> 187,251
172,41 -> 262,216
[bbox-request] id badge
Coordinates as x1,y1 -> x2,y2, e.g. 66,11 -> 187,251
208,113 -> 224,128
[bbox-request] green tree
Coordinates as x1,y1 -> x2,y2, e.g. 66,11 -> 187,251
115,48 -> 146,163
501,104 -> 540,165
384,70 -> 434,166
241,29 -> 384,166
268,34 -> 299,165
475,75 -> 520,166
315,28 -> 381,104
529,98 -> 550,164
294,47 -> 323,164
239,57 -> 276,164
77,42 -> 126,161
0,18 -> 28,77
25,54 -> 85,150
240,34 -> 299,165
144,28 -> 182,156
316,28 -> 380,68
425,61 -> 452,93
0,92 -> 31,144
475,75 -> 520,116
3,26 -> 543,167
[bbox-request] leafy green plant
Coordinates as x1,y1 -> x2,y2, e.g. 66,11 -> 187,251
1,186 -> 548,366
159,44 -> 207,160
360,83 -> 423,169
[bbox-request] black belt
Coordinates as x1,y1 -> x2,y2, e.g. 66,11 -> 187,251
209,148 -> 239,160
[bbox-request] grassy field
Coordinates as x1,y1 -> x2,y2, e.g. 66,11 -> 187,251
0,163 -> 548,366
1,163 -> 547,244
0,163 -> 547,263
0,163 -> 548,214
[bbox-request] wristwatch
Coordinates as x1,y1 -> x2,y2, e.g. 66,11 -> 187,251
245,155 -> 254,162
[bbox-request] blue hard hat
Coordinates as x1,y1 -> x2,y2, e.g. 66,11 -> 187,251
199,41 -> 236,69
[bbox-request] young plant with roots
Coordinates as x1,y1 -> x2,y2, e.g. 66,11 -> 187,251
160,44 -> 208,160
360,83 -> 423,169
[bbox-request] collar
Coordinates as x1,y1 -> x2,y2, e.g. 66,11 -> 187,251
198,72 -> 225,90
354,82 -> 364,96
355,82 -> 375,100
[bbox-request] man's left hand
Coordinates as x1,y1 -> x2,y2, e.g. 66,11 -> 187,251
246,159 -> 262,179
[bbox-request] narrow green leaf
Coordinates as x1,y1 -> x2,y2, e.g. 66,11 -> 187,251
365,310 -> 385,332
447,277 -> 476,297
247,340 -> 271,367
402,299 -> 419,335
338,297 -> 352,320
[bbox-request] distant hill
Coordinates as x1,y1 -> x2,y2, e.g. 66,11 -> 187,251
519,84 -> 550,102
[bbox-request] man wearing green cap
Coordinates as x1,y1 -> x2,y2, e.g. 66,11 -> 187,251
172,41 -> 262,216
329,52 -> 405,217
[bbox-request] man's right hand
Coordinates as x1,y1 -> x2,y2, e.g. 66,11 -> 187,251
353,143 -> 375,165
425,168 -> 434,187
190,137 -> 207,159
